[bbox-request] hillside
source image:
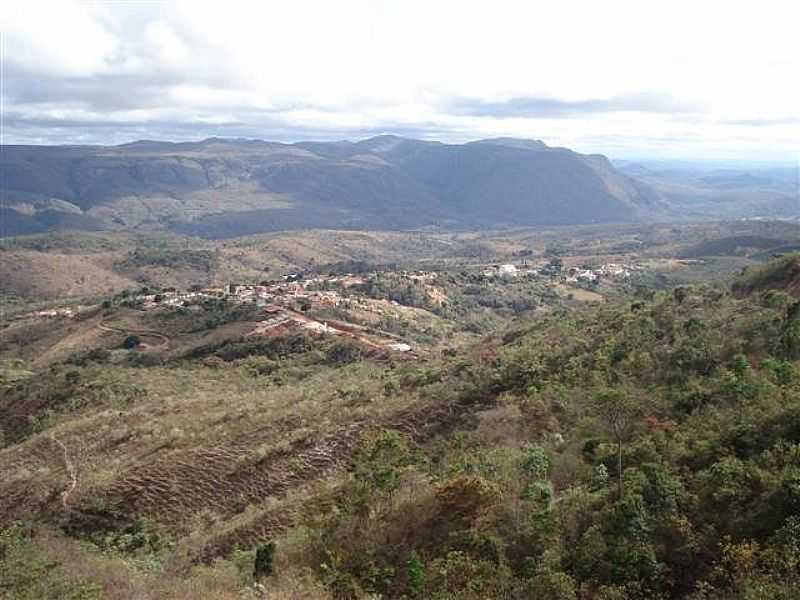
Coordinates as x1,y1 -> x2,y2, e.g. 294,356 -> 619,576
0,136 -> 667,238
2,252 -> 800,599
733,252 -> 800,298
5,221 -> 800,306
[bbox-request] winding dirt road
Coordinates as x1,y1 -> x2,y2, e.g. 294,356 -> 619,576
98,320 -> 170,351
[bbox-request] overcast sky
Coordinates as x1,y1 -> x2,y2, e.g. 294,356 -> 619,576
2,0 -> 799,162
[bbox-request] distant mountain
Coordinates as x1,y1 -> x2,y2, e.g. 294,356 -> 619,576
617,160 -> 799,220
1,135 -> 667,238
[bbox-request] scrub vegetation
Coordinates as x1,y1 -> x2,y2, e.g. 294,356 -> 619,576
3,234 -> 800,599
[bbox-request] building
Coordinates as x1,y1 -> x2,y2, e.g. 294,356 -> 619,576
498,264 -> 518,277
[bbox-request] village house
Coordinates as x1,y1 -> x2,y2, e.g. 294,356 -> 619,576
482,264 -> 519,278
566,267 -> 599,283
499,264 -> 518,277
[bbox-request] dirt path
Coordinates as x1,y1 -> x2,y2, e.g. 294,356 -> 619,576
98,320 -> 170,351
281,308 -> 411,353
553,283 -> 604,302
49,433 -> 77,513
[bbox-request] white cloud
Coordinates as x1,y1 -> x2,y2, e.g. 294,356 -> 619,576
1,0 -> 798,160
1,1 -> 118,76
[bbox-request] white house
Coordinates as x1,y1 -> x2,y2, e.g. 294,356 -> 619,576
498,264 -> 518,277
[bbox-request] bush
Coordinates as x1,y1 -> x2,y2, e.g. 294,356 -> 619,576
254,541 -> 276,580
65,348 -> 111,366
127,353 -> 164,368
423,550 -> 512,600
122,334 -> 141,349
525,569 -> 578,600
434,475 -> 501,525
325,342 -> 364,366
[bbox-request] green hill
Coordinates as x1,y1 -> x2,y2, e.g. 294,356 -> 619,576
733,252 -> 800,297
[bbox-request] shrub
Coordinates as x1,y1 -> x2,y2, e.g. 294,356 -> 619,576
65,348 -> 111,366
525,568 -> 578,600
122,334 -> 141,349
423,550 -> 512,600
254,541 -> 276,580
434,475 -> 501,525
325,342 -> 364,366
352,430 -> 414,498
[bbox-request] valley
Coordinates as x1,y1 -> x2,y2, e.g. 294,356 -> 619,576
3,220 -> 800,599
4,2 -> 798,597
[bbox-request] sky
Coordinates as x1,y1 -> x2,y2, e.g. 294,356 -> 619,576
1,0 -> 799,162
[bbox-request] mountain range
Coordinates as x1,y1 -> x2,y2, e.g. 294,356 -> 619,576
1,136 -> 667,238
615,160 -> 799,220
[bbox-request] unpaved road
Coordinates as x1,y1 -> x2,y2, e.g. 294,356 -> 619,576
98,320 -> 170,351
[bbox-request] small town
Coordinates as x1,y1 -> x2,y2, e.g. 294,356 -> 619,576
7,259 -> 651,357
481,261 -> 637,282
13,260 -> 645,328
120,260 -> 640,313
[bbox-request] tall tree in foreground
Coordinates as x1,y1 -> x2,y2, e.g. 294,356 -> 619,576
595,388 -> 641,498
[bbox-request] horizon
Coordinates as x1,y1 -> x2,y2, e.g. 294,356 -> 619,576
2,1 -> 799,163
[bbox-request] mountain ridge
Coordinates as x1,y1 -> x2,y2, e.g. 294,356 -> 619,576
1,135 -> 667,238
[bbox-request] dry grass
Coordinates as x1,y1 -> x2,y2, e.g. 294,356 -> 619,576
3,523 -> 331,599
0,250 -> 135,299
553,283 -> 605,302
5,221 -> 799,301
0,352 -> 414,522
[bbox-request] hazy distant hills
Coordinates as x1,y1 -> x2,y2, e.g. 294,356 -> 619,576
616,160 -> 799,220
3,135 -> 667,238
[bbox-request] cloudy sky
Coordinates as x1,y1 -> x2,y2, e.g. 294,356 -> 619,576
2,0 -> 799,161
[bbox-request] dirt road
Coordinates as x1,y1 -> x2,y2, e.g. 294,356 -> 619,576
98,320 -> 170,351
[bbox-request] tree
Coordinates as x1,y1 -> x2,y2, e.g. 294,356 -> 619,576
352,430 -> 414,502
547,257 -> 564,273
122,335 -> 141,349
253,541 -> 276,580
595,389 -> 640,498
406,550 -> 426,597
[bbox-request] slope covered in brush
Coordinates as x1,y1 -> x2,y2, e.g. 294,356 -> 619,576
2,256 -> 800,598
733,252 -> 800,297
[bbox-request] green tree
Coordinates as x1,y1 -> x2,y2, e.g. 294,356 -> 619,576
122,335 -> 141,349
781,301 -> 800,358
406,550 -> 426,597
253,541 -> 276,581
352,430 -> 413,501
